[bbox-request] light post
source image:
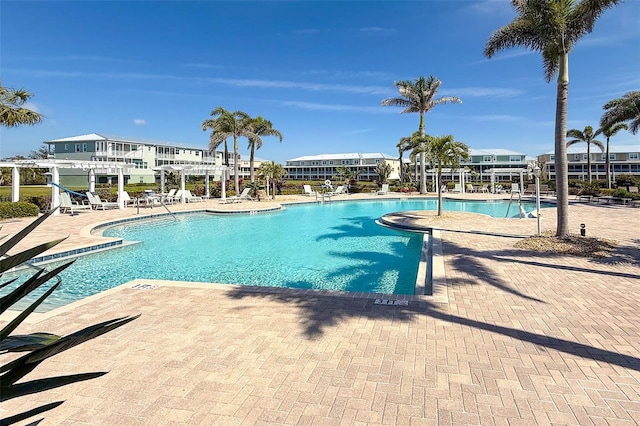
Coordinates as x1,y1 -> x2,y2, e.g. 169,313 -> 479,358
533,165 -> 541,235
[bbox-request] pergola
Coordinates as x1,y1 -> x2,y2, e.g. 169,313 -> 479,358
155,164 -> 231,203
0,159 -> 137,215
486,167 -> 528,193
425,168 -> 473,193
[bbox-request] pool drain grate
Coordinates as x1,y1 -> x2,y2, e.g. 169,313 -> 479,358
374,299 -> 409,306
130,284 -> 159,290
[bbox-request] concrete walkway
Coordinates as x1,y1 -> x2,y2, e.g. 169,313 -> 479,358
1,193 -> 639,425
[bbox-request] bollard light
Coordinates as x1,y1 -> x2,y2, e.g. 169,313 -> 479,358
580,223 -> 586,237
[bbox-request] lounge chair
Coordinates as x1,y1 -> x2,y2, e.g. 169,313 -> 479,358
523,184 -> 536,195
161,188 -> 177,204
302,185 -> 317,196
118,191 -> 138,208
452,183 -> 463,193
88,192 -> 119,210
511,183 -> 520,194
219,187 -> 253,204
59,192 -> 92,214
377,184 -> 389,195
465,184 -> 475,193
184,190 -> 203,203
326,185 -> 345,196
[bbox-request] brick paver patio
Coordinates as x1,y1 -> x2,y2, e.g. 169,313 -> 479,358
1,194 -> 638,425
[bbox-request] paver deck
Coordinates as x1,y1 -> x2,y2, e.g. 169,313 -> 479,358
1,193 -> 639,425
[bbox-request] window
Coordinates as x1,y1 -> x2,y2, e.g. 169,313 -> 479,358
629,153 -> 639,160
550,155 -> 555,161
82,143 -> 88,152
75,144 -> 81,152
322,161 -> 326,165
64,144 -> 69,150
329,160 -> 333,165
483,156 -> 492,162
601,153 -> 616,160
509,156 -> 520,162
574,154 -> 580,160
131,145 -> 137,151
583,154 -> 588,160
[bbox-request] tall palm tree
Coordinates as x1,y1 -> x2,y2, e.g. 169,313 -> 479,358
484,0 -> 620,237
202,107 -> 258,191
600,91 -> 640,134
0,82 -> 42,127
258,161 -> 286,199
426,135 -> 470,216
247,116 -> 283,183
566,126 -> 604,183
381,76 -> 461,195
597,122 -> 628,188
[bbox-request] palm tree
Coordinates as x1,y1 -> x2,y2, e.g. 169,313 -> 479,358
258,161 -> 286,199
0,82 -> 42,127
202,107 -> 258,192
247,116 -> 283,183
566,126 -> 604,183
397,132 -> 422,185
426,135 -> 470,216
381,76 -> 461,195
600,91 -> 640,134
597,122 -> 628,188
374,161 -> 392,184
484,0 -> 620,237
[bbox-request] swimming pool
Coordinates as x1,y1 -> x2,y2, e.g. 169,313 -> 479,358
7,198 -> 552,311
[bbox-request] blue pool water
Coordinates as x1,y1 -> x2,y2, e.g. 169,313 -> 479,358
6,198 -> 552,311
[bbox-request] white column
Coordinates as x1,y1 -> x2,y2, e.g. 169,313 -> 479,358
205,172 -> 210,198
221,172 -> 226,200
11,166 -> 20,202
460,170 -> 465,194
160,169 -> 165,194
490,171 -> 495,193
51,166 -> 60,216
89,169 -> 96,192
117,168 -> 124,209
180,170 -> 186,203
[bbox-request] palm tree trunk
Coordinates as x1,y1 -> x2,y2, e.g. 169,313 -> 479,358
587,143 -> 592,182
233,136 -> 240,191
555,53 -> 570,237
437,167 -> 443,216
249,143 -> 255,183
419,113 -> 427,194
606,136 -> 611,189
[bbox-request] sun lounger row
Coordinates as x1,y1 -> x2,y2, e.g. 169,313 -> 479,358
220,187 -> 255,204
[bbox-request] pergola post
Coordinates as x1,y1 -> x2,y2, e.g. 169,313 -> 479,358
180,170 -> 186,203
117,168 -> 124,209
160,169 -> 165,194
89,169 -> 96,192
221,172 -> 226,200
50,166 -> 60,216
205,171 -> 210,198
11,166 -> 20,202
490,170 -> 495,193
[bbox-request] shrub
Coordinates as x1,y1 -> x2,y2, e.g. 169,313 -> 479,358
615,174 -> 639,188
0,201 -> 40,219
0,209 -> 138,424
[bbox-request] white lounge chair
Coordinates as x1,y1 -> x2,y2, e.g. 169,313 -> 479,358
59,192 -> 92,214
302,185 -> 317,196
219,187 -> 252,204
184,190 -> 203,202
326,185 -> 345,196
452,183 -> 463,193
511,183 -> 520,194
377,184 -> 389,195
118,191 -> 138,208
88,192 -> 119,210
161,188 -> 177,204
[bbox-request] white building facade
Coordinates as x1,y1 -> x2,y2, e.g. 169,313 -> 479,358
284,153 -> 400,181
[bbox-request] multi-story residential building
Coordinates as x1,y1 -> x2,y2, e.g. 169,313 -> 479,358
284,153 -> 400,181
458,149 -> 530,182
537,144 -> 640,182
44,133 -> 268,186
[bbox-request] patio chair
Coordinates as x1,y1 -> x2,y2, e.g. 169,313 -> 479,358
326,185 -> 345,196
184,190 -> 204,202
118,191 -> 138,208
302,185 -> 317,196
377,184 -> 389,195
59,192 -> 92,214
510,183 -> 520,194
88,192 -> 119,210
465,184 -> 475,193
523,184 -> 535,195
161,188 -> 177,204
452,183 -> 463,193
219,187 -> 253,204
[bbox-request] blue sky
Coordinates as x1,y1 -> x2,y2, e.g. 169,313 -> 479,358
1,1 -> 638,163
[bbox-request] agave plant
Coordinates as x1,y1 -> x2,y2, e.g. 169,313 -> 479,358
0,208 -> 139,425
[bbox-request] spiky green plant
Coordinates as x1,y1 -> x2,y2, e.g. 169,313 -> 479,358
0,208 -> 139,425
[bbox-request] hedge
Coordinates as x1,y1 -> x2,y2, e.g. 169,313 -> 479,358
0,201 -> 41,219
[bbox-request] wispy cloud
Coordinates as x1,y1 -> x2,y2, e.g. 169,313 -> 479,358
281,101 -> 394,114
444,87 -> 525,98
184,63 -> 227,69
471,114 -> 521,122
342,128 -> 376,136
209,77 -> 394,96
134,119 -> 146,126
358,27 -> 396,35
292,28 -> 321,35
475,50 -> 535,64
466,0 -> 515,18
